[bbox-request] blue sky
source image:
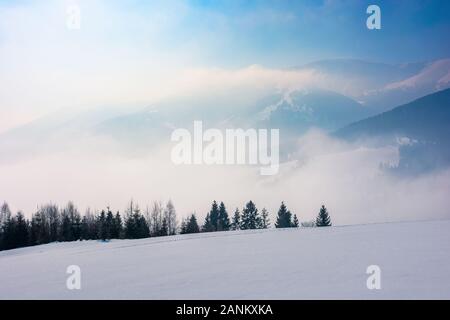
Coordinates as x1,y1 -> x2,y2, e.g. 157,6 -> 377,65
217,0 -> 449,66
119,0 -> 450,67
1,0 -> 449,67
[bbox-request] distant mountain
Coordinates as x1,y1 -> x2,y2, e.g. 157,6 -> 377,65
298,59 -> 425,88
295,58 -> 450,111
92,89 -> 370,159
256,89 -> 371,134
336,88 -> 450,173
0,105 -> 138,164
336,88 -> 450,140
2,58 -> 449,166
374,59 -> 450,110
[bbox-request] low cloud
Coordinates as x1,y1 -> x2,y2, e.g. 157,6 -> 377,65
1,129 -> 449,226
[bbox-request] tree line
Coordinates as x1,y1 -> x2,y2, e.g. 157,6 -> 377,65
0,200 -> 331,251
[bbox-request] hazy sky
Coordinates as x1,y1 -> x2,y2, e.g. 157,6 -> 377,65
2,0 -> 448,66
1,0 -> 450,131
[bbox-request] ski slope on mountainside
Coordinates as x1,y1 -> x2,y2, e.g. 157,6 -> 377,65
0,220 -> 450,299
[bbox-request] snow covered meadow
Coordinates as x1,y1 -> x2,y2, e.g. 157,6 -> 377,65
1,219 -> 449,299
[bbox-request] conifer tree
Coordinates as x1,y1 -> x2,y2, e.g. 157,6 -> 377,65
112,212 -> 123,239
180,217 -> 188,234
125,204 -> 150,239
97,210 -> 108,241
208,201 -> 220,231
217,202 -> 230,231
231,208 -> 241,230
136,215 -> 150,238
5,212 -> 30,249
1,214 -> 16,250
316,205 -> 332,227
293,214 -> 299,227
241,201 -> 261,230
72,211 -> 82,241
60,213 -> 73,241
105,209 -> 114,239
202,212 -> 214,232
261,208 -> 270,229
185,214 -> 200,234
80,209 -> 97,240
275,202 -> 293,228
30,210 -> 47,245
80,215 -> 90,240
17,212 -> 29,247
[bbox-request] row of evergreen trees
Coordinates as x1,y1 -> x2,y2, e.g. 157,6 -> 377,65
198,200 -> 275,231
0,200 -> 331,251
0,200 -> 177,251
180,200 -> 331,234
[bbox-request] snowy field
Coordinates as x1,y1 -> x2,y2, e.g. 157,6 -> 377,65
0,220 -> 450,299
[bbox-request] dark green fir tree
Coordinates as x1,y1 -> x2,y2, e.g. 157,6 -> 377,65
275,202 -> 293,228
316,205 -> 332,227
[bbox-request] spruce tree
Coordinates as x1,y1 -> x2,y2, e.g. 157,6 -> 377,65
202,213 -> 214,232
124,201 -> 137,238
241,201 -> 261,230
15,212 -> 29,248
105,209 -> 114,239
97,210 -> 108,241
180,218 -> 188,234
261,208 -> 270,229
80,209 -> 97,240
136,215 -> 150,238
30,210 -> 46,245
292,214 -> 299,227
80,215 -> 90,240
186,214 -> 200,234
217,202 -> 230,231
72,211 -> 82,241
125,204 -> 150,239
60,214 -> 73,241
208,201 -> 220,231
275,202 -> 293,228
316,205 -> 332,227
1,211 -> 29,250
2,215 -> 16,250
231,208 -> 241,230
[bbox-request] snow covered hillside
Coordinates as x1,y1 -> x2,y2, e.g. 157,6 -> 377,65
1,220 -> 449,299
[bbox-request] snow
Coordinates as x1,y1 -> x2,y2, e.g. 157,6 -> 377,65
384,59 -> 450,91
1,220 -> 450,299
